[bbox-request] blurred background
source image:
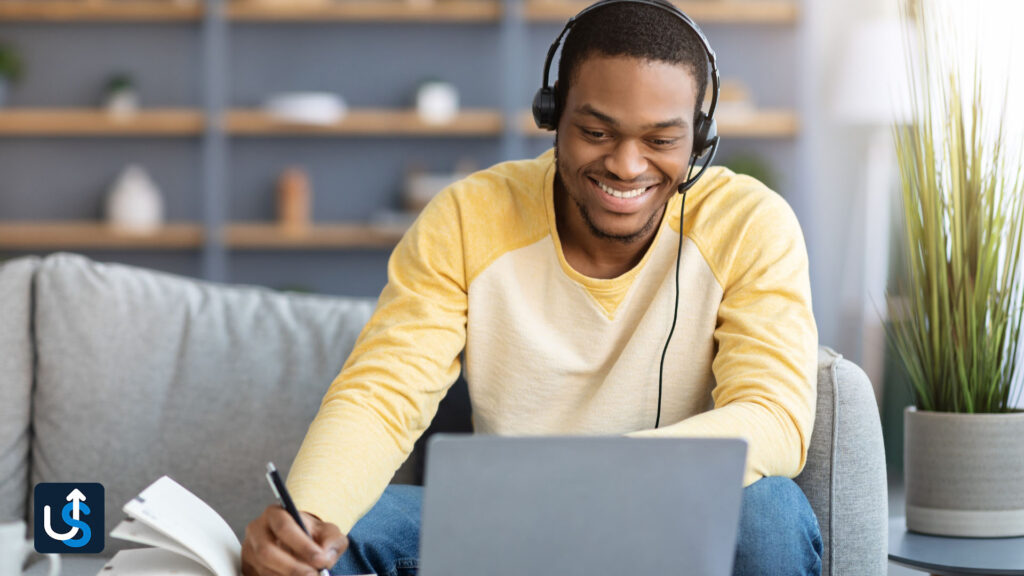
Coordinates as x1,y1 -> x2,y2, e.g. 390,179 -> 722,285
1,0 -> 1019,486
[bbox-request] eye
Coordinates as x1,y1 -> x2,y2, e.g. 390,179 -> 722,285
578,127 -> 608,140
649,138 -> 678,147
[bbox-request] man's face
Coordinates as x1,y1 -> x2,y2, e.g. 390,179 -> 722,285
555,55 -> 698,245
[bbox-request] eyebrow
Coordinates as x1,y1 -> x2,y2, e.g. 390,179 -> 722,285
575,103 -> 688,131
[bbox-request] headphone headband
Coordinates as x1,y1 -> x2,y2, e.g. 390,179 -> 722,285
535,0 -> 721,130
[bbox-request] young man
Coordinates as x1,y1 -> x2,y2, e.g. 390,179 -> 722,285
241,2 -> 821,575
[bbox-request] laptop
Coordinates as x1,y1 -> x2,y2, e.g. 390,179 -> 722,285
418,434 -> 747,576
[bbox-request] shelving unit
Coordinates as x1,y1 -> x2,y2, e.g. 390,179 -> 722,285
0,0 -> 803,295
226,1 -> 502,22
224,222 -> 406,249
523,0 -> 798,24
0,222 -> 205,250
225,109 -> 505,137
0,109 -> 204,137
0,1 -> 203,22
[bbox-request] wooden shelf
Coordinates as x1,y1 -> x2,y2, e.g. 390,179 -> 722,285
0,1 -> 203,22
0,222 -> 205,250
524,1 -> 798,24
519,109 -> 799,139
225,222 -> 406,249
227,1 -> 501,22
0,109 -> 204,137
226,108 -> 504,137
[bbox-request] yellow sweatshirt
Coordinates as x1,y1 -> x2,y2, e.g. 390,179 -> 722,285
287,148 -> 818,533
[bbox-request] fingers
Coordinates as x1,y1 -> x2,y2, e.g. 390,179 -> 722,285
242,505 -> 334,576
309,515 -> 348,567
266,506 -> 328,567
242,514 -> 319,576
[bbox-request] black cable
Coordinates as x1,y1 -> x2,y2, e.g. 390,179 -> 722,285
655,187 -> 687,429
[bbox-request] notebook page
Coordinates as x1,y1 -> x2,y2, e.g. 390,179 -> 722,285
110,518 -> 204,566
99,548 -> 212,576
122,476 -> 240,576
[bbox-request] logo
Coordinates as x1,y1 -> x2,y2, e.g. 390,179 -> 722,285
34,482 -> 104,554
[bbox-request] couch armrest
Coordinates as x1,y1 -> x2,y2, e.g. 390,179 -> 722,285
796,346 -> 888,576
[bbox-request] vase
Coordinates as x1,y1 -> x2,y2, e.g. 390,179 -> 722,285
904,406 -> 1024,537
105,164 -> 165,234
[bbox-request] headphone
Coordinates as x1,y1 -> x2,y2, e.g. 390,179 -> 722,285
532,0 -> 722,194
534,0 -> 723,428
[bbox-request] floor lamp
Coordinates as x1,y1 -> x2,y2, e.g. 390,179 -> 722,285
833,19 -> 913,403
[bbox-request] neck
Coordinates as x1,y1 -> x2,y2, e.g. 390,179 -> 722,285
554,176 -> 666,280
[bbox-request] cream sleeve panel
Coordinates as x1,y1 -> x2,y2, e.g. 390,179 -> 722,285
286,186 -> 470,533
628,181 -> 818,486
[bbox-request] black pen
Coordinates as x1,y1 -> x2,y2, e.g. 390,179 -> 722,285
265,462 -> 331,576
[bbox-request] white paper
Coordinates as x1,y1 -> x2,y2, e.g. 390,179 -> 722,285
121,476 -> 240,576
97,548 -> 212,575
110,518 -> 204,567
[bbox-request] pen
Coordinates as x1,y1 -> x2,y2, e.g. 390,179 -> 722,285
265,462 -> 331,576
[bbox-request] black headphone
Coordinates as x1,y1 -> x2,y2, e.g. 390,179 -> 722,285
532,0 -> 721,194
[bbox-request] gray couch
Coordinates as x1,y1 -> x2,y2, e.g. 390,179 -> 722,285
0,253 -> 888,575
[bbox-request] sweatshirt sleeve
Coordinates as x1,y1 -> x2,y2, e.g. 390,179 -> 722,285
627,191 -> 818,486
285,188 -> 468,532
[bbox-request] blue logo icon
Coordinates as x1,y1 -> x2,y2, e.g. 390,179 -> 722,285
34,483 -> 104,554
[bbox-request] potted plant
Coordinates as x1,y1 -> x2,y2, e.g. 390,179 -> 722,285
0,41 -> 24,108
885,0 -> 1024,537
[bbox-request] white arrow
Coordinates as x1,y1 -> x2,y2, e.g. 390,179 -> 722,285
66,488 -> 86,521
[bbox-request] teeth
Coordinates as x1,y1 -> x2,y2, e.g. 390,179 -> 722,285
596,180 -> 650,199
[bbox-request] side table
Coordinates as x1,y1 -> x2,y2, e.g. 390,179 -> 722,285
889,517 -> 1024,575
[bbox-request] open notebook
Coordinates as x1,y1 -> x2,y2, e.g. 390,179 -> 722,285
99,475 -> 372,576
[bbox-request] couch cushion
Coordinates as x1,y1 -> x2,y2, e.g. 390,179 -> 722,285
0,256 -> 40,523
29,253 -> 388,554
795,345 -> 888,576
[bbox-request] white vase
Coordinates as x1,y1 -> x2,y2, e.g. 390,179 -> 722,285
904,406 -> 1024,537
416,81 -> 459,125
106,164 -> 165,234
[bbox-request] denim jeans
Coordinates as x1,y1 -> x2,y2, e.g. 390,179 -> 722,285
332,476 -> 822,576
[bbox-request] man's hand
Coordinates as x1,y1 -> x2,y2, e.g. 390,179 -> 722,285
242,506 -> 348,576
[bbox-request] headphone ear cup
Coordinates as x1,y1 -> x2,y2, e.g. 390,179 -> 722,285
532,86 -> 559,131
692,113 -> 711,157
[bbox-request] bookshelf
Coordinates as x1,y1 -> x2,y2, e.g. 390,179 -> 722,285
0,0 -> 803,294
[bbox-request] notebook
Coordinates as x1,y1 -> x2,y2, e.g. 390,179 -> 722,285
418,435 -> 747,576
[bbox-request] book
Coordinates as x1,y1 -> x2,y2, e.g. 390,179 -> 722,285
99,475 -> 373,576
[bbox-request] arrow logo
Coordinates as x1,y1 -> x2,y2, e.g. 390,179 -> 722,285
43,488 -> 87,541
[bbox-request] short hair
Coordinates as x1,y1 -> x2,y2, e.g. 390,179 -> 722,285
555,1 -> 710,128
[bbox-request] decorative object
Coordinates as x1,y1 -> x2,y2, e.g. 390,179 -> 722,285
103,72 -> 139,120
265,92 -> 346,125
105,164 -> 165,234
276,166 -> 312,232
885,0 -> 1024,537
0,41 -> 24,109
403,157 -> 476,212
415,78 -> 459,125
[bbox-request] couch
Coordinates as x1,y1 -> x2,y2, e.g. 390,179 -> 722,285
0,253 -> 888,575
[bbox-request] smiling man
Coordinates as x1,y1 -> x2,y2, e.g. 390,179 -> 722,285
242,2 -> 821,576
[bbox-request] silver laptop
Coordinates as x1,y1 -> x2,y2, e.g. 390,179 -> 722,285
418,434 -> 747,576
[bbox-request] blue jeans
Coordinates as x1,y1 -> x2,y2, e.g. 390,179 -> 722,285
332,477 -> 822,576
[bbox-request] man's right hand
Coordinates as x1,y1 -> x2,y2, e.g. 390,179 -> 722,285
242,505 -> 348,576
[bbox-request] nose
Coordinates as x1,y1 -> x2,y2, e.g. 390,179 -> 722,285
604,139 -> 648,182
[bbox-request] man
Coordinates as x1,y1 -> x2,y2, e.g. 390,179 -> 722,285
242,2 -> 821,575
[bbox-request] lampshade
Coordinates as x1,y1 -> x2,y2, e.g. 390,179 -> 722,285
832,18 -> 915,126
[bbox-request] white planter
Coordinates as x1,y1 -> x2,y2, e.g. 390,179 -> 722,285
416,81 -> 459,125
105,165 -> 165,234
904,406 -> 1024,537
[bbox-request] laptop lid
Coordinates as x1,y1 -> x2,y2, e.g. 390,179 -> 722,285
418,435 -> 747,576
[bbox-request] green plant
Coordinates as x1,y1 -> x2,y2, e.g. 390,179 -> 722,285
884,1 -> 1024,413
106,73 -> 135,93
0,42 -> 23,83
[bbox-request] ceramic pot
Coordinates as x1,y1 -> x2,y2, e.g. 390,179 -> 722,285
904,406 -> 1024,537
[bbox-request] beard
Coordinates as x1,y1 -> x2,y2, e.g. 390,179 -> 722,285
554,135 -> 666,246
